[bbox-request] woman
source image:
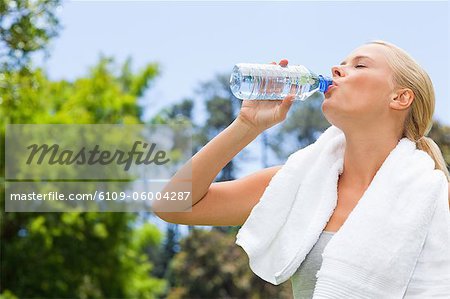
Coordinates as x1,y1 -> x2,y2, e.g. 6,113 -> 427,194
154,40 -> 450,297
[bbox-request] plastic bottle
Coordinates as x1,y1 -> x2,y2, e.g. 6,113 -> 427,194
229,63 -> 333,101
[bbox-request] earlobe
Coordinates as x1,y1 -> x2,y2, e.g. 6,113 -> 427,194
389,100 -> 402,111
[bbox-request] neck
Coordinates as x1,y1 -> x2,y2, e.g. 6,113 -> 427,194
340,128 -> 402,190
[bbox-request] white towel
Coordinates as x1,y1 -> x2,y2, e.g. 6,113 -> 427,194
235,125 -> 450,298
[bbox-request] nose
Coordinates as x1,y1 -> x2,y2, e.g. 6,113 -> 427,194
331,65 -> 345,78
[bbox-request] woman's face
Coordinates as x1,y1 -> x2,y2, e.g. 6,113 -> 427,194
322,44 -> 398,129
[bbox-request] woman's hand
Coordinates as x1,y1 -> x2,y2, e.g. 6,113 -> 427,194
237,59 -> 296,133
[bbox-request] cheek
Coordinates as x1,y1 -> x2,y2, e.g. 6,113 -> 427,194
322,77 -> 389,120
343,75 -> 390,113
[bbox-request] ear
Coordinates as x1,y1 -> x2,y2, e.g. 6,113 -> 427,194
389,89 -> 414,111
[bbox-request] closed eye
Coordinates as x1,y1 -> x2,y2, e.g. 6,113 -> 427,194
355,64 -> 366,68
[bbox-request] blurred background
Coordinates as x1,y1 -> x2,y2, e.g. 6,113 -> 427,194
1,1 -> 449,298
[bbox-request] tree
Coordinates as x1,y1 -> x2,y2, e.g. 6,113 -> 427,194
194,73 -> 245,182
267,92 -> 330,163
429,119 -> 450,172
165,228 -> 293,299
0,0 -> 61,70
0,57 -> 166,298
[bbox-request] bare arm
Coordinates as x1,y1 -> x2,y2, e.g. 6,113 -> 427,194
152,116 -> 284,225
152,117 -> 262,215
153,59 -> 295,225
155,165 -> 282,226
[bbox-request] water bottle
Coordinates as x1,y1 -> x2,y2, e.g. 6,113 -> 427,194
229,63 -> 333,101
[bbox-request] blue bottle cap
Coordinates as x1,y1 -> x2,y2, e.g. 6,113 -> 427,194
318,75 -> 333,93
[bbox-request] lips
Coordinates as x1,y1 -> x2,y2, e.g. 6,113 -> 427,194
325,84 -> 337,93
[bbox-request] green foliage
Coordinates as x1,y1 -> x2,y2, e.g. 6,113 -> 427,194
154,98 -> 194,121
149,98 -> 194,126
429,119 -> 450,171
165,228 -> 293,299
0,56 -> 159,125
2,212 -> 166,298
147,223 -> 181,284
0,289 -> 18,299
194,74 -> 243,182
1,55 -> 164,298
268,92 -> 330,162
0,0 -> 62,70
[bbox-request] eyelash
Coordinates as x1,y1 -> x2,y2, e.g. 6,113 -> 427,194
355,64 -> 366,68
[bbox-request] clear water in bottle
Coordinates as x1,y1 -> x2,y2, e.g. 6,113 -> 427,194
230,63 -> 332,101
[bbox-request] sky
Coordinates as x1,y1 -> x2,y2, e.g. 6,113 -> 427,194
42,1 -> 449,124
35,0 -> 449,233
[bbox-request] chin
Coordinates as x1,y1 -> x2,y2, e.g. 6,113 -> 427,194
321,105 -> 346,129
321,98 -> 335,119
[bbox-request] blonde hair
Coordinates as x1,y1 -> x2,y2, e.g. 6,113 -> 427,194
367,40 -> 449,181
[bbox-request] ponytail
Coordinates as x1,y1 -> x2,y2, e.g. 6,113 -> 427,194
416,137 -> 450,181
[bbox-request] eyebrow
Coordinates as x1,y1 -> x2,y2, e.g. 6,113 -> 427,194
340,55 -> 375,66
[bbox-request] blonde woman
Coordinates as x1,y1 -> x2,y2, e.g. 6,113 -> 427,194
154,40 -> 450,298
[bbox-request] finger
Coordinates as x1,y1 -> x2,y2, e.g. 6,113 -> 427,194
279,59 -> 288,67
279,94 -> 295,116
